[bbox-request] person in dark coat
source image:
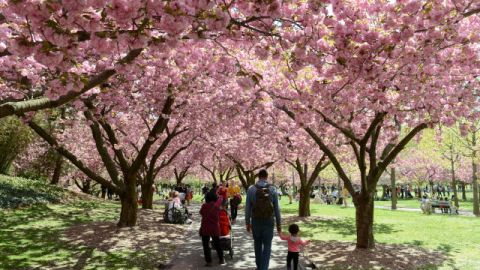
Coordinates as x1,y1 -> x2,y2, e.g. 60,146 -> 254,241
199,191 -> 225,266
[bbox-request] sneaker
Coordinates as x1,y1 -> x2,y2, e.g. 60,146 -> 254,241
219,259 -> 226,265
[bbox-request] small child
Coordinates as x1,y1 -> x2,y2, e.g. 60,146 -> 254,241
279,224 -> 309,270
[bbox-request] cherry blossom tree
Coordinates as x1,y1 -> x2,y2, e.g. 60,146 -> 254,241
396,148 -> 444,198
256,1 -> 480,248
24,38 -> 245,226
278,122 -> 330,217
0,0 -> 290,119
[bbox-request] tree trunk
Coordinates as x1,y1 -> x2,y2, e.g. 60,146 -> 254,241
461,182 -> 467,201
141,183 -> 154,209
417,185 -> 422,199
50,155 -> 63,185
299,186 -> 311,217
118,180 -> 138,227
381,185 -> 386,199
473,162 -> 480,217
101,185 -> 107,199
354,193 -> 375,249
451,160 -> 459,208
82,180 -> 91,194
391,167 -> 397,210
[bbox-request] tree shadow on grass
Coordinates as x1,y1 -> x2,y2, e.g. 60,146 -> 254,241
0,202 -> 185,269
305,240 -> 447,270
283,215 -> 398,238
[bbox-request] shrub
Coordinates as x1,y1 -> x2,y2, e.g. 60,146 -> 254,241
0,175 -> 65,209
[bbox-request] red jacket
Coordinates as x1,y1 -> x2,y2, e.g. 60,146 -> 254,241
219,209 -> 230,236
217,187 -> 228,200
200,197 -> 223,236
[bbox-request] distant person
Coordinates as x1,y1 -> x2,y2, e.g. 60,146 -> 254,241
245,169 -> 282,270
228,180 -> 242,223
217,182 -> 228,207
185,185 -> 193,206
107,187 -> 114,200
279,224 -> 310,270
285,185 -> 293,204
201,185 -> 209,202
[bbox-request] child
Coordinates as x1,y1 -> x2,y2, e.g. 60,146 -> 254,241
280,224 -> 310,270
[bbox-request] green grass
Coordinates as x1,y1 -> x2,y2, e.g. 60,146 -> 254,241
0,177 -> 176,270
280,199 -> 480,270
0,174 -> 66,208
0,200 -> 169,270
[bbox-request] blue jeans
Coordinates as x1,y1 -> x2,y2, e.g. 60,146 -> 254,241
252,218 -> 274,270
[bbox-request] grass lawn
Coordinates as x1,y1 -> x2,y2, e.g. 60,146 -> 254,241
279,199 -> 480,270
0,176 -> 184,270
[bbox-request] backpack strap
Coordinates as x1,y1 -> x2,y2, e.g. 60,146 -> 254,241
255,183 -> 270,190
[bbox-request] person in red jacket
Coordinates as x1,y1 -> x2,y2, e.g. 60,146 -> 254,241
216,183 -> 228,207
199,191 -> 225,266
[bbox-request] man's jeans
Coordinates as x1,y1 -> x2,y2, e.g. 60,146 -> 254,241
252,218 -> 274,270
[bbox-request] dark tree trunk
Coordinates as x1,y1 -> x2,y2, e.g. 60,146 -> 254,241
101,186 -> 107,199
176,176 -> 184,186
390,167 -> 397,210
299,186 -> 311,217
141,183 -> 154,209
354,193 -> 375,249
451,160 -> 459,208
381,185 -> 386,199
82,180 -> 91,194
50,156 -> 63,185
472,133 -> 479,216
417,185 -> 422,199
473,162 -> 480,216
118,180 -> 138,227
461,182 -> 467,201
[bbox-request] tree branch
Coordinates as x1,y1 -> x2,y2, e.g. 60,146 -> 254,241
0,48 -> 143,119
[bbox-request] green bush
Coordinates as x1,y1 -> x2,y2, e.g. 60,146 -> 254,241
0,116 -> 34,174
0,175 -> 66,209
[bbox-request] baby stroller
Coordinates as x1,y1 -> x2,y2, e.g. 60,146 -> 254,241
212,208 -> 234,258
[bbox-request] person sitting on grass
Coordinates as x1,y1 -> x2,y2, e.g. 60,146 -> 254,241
279,224 -> 310,270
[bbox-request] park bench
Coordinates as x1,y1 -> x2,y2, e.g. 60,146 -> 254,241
430,200 -> 452,214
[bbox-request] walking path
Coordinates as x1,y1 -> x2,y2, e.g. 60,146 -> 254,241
165,204 -> 289,270
373,205 -> 475,216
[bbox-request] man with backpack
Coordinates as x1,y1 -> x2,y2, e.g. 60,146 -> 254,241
245,169 -> 282,270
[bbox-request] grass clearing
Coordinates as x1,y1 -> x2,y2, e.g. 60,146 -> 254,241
0,198 -> 183,270
279,199 -> 480,270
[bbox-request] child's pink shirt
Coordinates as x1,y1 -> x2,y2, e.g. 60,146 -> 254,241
279,234 -> 309,252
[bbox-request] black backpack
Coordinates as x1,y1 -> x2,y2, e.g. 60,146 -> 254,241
252,184 -> 274,219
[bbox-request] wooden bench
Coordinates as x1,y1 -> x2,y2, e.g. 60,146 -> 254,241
430,200 -> 451,213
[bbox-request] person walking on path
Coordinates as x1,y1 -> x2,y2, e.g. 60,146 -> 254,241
279,224 -> 310,270
245,169 -> 282,270
228,180 -> 242,223
199,192 -> 226,266
217,182 -> 229,208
